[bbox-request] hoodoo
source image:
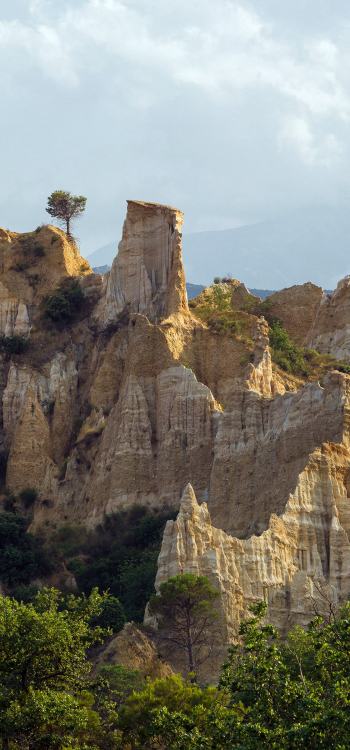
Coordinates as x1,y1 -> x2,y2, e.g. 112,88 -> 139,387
98,200 -> 188,325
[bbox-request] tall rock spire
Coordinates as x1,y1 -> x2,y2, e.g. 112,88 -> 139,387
99,200 -> 188,324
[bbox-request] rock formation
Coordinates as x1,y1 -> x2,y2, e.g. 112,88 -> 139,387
260,277 -> 350,360
264,283 -> 323,346
307,276 -> 350,359
98,200 -> 188,325
96,623 -> 173,679
1,198 -> 350,668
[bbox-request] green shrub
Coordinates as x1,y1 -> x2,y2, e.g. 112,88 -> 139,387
11,583 -> 39,603
269,320 -> 310,376
64,506 -> 176,622
19,488 -> 38,509
0,335 -> 29,355
91,595 -> 126,633
0,512 -> 52,588
44,279 -> 85,325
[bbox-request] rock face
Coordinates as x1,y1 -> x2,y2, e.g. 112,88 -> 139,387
0,226 -> 92,338
154,420 -> 350,671
3,199 -> 350,667
307,276 -> 350,359
265,283 -> 323,346
96,623 -> 173,679
263,277 -> 350,361
98,200 -> 188,325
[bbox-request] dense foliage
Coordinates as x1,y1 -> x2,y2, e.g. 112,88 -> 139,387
0,335 -> 29,355
149,573 -> 219,674
0,513 -> 52,589
268,319 -> 310,376
44,279 -> 85,325
0,588 -> 106,750
46,190 -> 87,236
0,586 -> 350,748
56,505 -> 176,622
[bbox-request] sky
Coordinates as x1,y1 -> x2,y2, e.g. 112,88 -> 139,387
1,0 -> 350,267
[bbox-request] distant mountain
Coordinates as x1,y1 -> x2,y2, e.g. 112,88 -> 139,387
88,205 -> 350,290
186,283 -> 205,299
182,206 -> 350,290
92,265 -> 110,274
88,242 -> 116,267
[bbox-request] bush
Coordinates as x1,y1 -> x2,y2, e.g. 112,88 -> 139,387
0,335 -> 29,355
44,279 -> 85,325
0,513 -> 52,588
269,320 -> 310,376
19,488 -> 38,509
92,595 -> 126,633
65,506 -> 176,622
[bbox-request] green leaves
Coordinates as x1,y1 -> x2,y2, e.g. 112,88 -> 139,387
0,588 -> 106,749
46,191 -> 87,236
44,280 -> 85,326
149,574 -> 220,675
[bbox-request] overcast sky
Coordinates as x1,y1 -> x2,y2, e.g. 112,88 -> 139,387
1,0 -> 350,260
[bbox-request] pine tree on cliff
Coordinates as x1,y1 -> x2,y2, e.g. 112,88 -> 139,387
46,190 -> 87,237
149,573 -> 219,678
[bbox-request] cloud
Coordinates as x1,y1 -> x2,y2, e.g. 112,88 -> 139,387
2,0 -> 350,256
279,116 -> 342,166
1,0 -> 350,124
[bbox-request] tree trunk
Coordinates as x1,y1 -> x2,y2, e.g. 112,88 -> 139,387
186,611 -> 196,677
66,217 -> 70,236
3,738 -> 10,750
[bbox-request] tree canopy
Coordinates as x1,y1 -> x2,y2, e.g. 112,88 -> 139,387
149,573 -> 220,676
0,588 -> 105,749
46,191 -> 87,236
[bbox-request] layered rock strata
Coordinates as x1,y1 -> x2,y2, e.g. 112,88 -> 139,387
98,200 -> 188,325
2,199 -> 350,658
153,433 -> 350,656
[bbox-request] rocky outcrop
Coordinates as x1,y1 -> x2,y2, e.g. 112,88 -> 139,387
208,372 -> 346,537
307,276 -> 350,359
0,225 -> 92,339
3,199 -> 350,659
265,283 -> 323,346
98,201 -> 188,325
153,446 -> 350,664
96,623 -> 173,679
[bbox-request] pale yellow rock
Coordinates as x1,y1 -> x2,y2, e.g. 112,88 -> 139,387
266,283 -> 323,346
153,446 -> 350,662
98,200 -> 188,325
307,276 -> 350,359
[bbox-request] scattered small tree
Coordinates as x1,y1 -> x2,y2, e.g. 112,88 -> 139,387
149,573 -> 219,676
46,190 -> 87,237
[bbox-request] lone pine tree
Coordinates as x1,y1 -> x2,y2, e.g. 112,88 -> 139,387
46,190 -> 87,236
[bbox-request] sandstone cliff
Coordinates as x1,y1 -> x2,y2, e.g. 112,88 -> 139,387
2,199 -> 350,668
97,200 -> 188,325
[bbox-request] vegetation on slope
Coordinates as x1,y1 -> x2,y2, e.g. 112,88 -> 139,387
1,588 -> 350,749
189,283 -> 254,341
44,279 -> 86,325
190,282 -> 350,380
0,504 -> 174,628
